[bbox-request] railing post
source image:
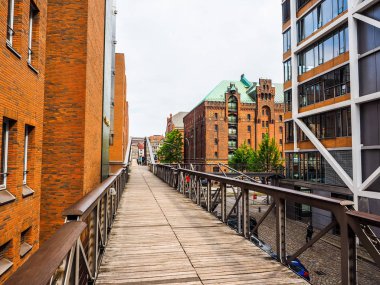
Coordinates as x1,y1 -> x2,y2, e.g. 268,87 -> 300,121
242,188 -> 249,238
275,198 -> 286,264
339,213 -> 357,285
197,178 -> 201,206
75,239 -> 80,285
221,183 -> 227,223
207,180 -> 212,212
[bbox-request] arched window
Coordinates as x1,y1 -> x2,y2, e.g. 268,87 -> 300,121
228,96 -> 237,111
262,106 -> 271,122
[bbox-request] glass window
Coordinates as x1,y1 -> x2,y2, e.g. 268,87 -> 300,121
305,48 -> 315,72
282,0 -> 290,23
324,35 -> 334,62
285,90 -> 292,112
23,126 -> 32,185
248,125 -> 251,132
247,114 -> 251,120
1,120 -> 10,189
228,115 -> 237,123
7,0 -> 15,44
28,3 -> 39,64
283,29 -> 291,52
284,60 -> 292,82
228,96 -> 237,111
214,125 -> 218,131
322,0 -> 333,25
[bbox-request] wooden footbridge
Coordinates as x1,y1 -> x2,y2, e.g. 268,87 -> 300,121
6,158 -> 380,284
95,165 -> 306,284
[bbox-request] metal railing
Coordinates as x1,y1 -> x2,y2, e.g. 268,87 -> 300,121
5,166 -> 129,285
152,164 -> 380,285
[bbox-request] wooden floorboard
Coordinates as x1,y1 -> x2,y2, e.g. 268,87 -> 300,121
96,165 -> 307,285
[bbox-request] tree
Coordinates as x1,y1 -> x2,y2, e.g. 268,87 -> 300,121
157,129 -> 183,163
251,133 -> 283,172
229,142 -> 255,171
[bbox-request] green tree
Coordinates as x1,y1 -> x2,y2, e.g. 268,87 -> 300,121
251,133 -> 283,172
157,129 -> 183,163
229,142 -> 254,171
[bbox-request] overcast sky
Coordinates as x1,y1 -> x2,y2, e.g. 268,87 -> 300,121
116,0 -> 283,137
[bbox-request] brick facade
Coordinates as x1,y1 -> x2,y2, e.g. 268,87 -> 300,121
184,78 -> 284,172
110,53 -> 128,163
40,0 -> 106,243
0,0 -> 47,282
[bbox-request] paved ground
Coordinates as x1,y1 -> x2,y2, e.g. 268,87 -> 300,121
97,165 -> 307,285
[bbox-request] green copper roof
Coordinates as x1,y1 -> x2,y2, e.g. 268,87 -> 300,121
199,80 -> 256,104
198,75 -> 284,106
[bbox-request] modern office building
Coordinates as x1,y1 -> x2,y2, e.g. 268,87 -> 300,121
183,75 -> 284,172
0,1 -> 47,282
281,0 -> 380,220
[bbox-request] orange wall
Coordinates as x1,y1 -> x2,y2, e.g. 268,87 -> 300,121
0,0 -> 47,282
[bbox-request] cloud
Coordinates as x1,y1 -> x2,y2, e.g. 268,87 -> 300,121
116,0 -> 283,137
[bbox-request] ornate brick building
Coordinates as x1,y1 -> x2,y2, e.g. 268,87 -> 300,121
183,75 -> 284,171
0,0 -> 47,282
166,112 -> 188,158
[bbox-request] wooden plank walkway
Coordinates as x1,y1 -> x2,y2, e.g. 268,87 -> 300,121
96,165 -> 307,285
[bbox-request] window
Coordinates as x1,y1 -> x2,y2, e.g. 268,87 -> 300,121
298,64 -> 350,107
262,109 -> 265,115
228,127 -> 237,135
214,152 -> 218,158
285,121 -> 294,143
214,113 -> 218,119
214,138 -> 218,145
280,126 -> 283,133
28,2 -> 39,64
283,29 -> 291,52
298,25 -> 348,75
284,89 -> 292,112
214,125 -> 218,131
0,241 -> 13,276
247,114 -> 251,121
1,120 -> 10,189
213,167 -> 219,173
248,139 -> 251,145
228,96 -> 237,111
262,121 -> 265,127
284,59 -> 292,81
297,0 -> 347,42
266,121 -> 269,128
297,0 -> 311,10
248,125 -> 251,132
282,0 -> 290,23
20,228 -> 32,258
228,114 -> 237,123
280,139 -> 283,145
279,115 -> 283,122
6,0 -> 15,45
23,126 -> 32,185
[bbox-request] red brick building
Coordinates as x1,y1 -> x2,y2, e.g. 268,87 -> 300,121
110,53 -> 129,167
184,75 -> 284,171
166,112 -> 188,158
40,0 -> 115,243
0,0 -> 47,282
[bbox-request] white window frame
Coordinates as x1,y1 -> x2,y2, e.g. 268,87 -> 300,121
7,0 -> 15,45
28,3 -> 38,63
1,120 -> 10,190
23,126 -> 30,185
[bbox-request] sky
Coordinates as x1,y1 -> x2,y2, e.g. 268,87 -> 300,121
116,0 -> 283,137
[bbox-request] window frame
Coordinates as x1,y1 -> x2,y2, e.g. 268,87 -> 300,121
1,120 -> 10,190
6,0 -> 15,45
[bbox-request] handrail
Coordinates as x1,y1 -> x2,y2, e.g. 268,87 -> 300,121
152,163 -> 380,284
4,222 -> 86,285
6,166 -> 129,284
63,168 -> 124,219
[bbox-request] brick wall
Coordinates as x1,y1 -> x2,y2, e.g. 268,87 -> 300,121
110,53 -> 128,163
0,0 -> 47,282
184,80 -> 285,168
40,0 -> 105,243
